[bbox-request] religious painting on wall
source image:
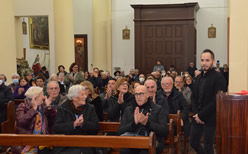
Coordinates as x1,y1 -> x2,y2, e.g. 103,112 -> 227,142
29,16 -> 49,50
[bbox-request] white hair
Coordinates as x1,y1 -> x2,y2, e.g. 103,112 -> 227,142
161,76 -> 173,84
11,73 -> 20,78
47,81 -> 59,89
25,86 -> 43,99
67,85 -> 85,100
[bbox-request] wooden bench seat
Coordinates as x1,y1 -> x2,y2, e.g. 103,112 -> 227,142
0,133 -> 156,154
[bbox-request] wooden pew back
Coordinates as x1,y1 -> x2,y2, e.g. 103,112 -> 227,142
0,133 -> 156,154
1,101 -> 16,134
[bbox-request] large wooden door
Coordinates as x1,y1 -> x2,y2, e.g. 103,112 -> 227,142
132,3 -> 199,75
74,34 -> 88,71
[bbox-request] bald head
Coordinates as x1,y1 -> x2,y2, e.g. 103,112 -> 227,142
134,85 -> 148,106
144,79 -> 157,97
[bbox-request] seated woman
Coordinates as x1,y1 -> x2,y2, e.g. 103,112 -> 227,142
12,86 -> 56,154
107,77 -> 135,122
13,77 -> 31,99
80,81 -> 104,121
53,85 -> 99,154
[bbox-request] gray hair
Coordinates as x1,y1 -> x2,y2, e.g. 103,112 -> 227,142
47,81 -> 59,89
25,86 -> 43,99
11,73 -> 20,78
102,71 -> 108,76
161,76 -> 173,84
67,85 -> 85,100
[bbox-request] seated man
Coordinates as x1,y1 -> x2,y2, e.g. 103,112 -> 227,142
100,78 -> 116,112
174,76 -> 192,106
46,81 -> 67,110
144,79 -> 169,112
160,76 -> 190,136
118,85 -> 168,154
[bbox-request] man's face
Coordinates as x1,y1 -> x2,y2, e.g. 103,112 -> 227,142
36,79 -> 44,88
157,61 -> 161,65
134,85 -> 148,106
144,80 -> 157,97
101,74 -> 107,79
189,62 -> 194,68
201,53 -> 215,73
47,82 -> 59,98
161,78 -> 173,94
174,77 -> 184,89
107,80 -> 116,90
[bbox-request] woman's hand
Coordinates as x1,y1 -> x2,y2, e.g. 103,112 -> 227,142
18,87 -> 24,95
118,92 -> 124,104
74,115 -> 84,128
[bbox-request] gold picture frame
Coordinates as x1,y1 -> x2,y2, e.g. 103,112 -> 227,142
29,16 -> 49,50
208,24 -> 216,38
122,26 -> 130,40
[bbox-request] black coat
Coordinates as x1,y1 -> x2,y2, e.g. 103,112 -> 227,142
118,99 -> 168,145
166,88 -> 190,136
155,94 -> 169,113
88,96 -> 104,121
53,100 -> 99,154
192,68 -> 226,126
0,84 -> 13,132
107,93 -> 135,122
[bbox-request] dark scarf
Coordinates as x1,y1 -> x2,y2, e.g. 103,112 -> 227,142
70,101 -> 85,115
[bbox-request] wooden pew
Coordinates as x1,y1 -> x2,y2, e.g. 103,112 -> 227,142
99,121 -> 174,154
0,133 -> 156,154
1,101 -> 16,134
164,111 -> 182,154
13,99 -> 24,106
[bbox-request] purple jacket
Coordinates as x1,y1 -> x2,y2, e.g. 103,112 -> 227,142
11,98 -> 56,154
13,84 -> 31,99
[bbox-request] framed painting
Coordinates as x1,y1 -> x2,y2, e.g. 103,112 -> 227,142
29,16 -> 49,50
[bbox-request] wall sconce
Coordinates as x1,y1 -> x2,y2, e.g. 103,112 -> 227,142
22,18 -> 27,35
208,24 -> 216,38
122,26 -> 130,40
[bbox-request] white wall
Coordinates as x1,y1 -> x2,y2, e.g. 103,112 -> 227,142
14,0 -> 55,74
72,0 -> 93,71
112,0 -> 229,73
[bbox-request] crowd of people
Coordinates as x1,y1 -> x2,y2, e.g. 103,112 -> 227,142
0,49 -> 229,154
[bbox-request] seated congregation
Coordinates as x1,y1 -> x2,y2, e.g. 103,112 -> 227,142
0,51 -> 228,154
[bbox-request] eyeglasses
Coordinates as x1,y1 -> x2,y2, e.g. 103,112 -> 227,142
134,92 -> 145,97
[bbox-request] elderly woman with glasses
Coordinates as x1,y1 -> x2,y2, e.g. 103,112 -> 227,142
12,86 -> 56,154
53,85 -> 99,154
107,77 -> 135,122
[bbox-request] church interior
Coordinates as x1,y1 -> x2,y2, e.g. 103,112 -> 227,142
0,0 -> 248,153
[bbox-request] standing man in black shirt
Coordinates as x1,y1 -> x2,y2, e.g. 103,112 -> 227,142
190,49 -> 226,154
